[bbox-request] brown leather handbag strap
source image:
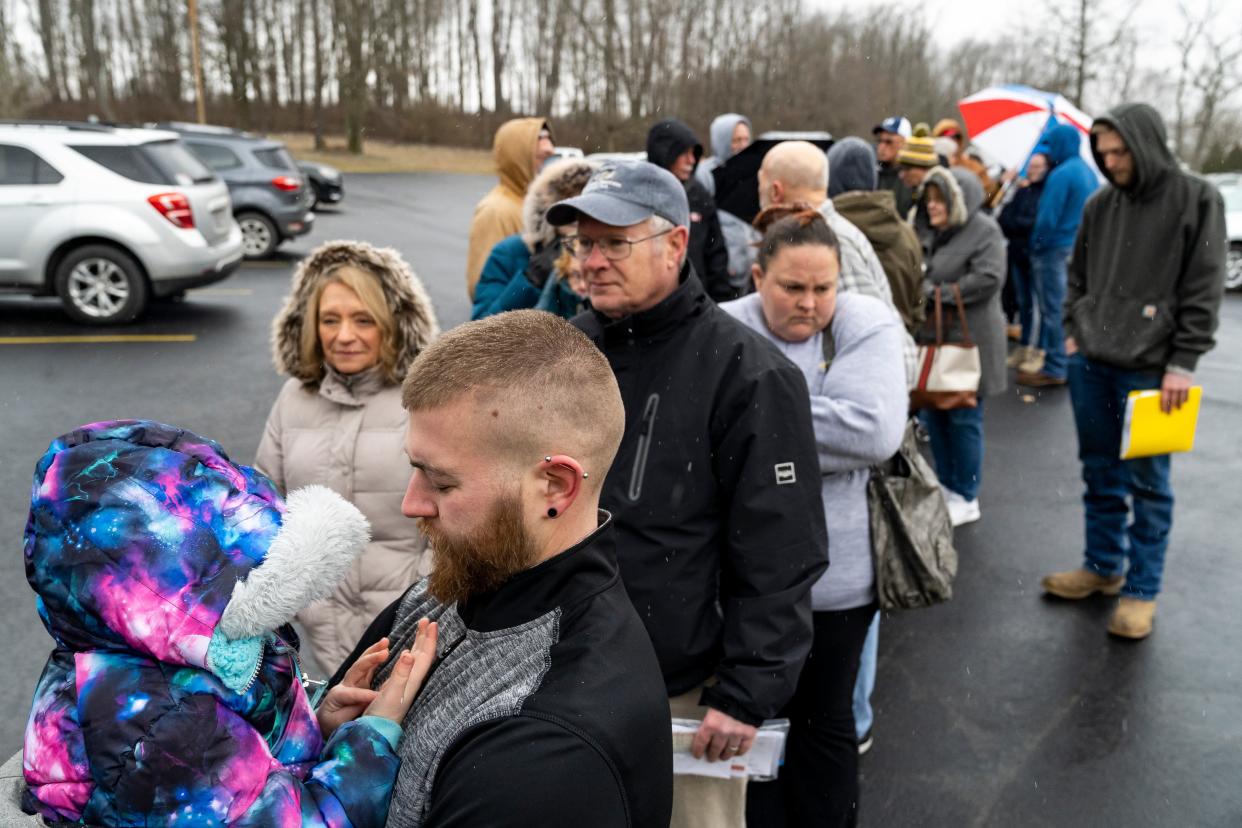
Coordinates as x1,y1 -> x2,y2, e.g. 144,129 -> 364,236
951,283 -> 974,345
933,286 -> 945,345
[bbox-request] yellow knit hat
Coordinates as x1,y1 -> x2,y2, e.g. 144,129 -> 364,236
897,135 -> 938,168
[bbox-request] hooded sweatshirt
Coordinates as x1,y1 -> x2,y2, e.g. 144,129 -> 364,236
258,241 -> 439,674
1030,124 -> 1098,252
829,137 -> 926,333
21,420 -> 399,827
694,114 -> 759,287
694,113 -> 752,197
646,118 -> 734,301
1065,103 -> 1226,373
465,117 -> 549,298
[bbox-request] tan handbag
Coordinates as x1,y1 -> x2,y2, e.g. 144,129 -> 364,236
910,284 -> 981,410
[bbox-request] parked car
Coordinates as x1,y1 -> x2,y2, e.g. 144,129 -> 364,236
545,146 -> 585,167
584,150 -> 648,163
159,123 -> 314,259
1207,172 -> 1242,292
0,121 -> 243,324
297,160 -> 344,210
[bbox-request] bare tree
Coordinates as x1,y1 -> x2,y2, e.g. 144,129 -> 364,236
36,0 -> 64,102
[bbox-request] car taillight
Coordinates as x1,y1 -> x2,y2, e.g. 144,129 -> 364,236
148,193 -> 195,229
271,175 -> 301,191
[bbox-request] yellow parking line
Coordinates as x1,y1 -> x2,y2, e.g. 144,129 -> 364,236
0,335 -> 197,345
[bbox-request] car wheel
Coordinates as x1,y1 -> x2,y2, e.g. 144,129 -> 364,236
54,245 -> 148,325
237,211 -> 280,259
1227,243 -> 1242,292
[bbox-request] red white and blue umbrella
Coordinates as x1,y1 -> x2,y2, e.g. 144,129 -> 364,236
958,84 -> 1102,179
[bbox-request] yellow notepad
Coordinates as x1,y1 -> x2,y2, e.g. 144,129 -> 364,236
1120,386 -> 1202,460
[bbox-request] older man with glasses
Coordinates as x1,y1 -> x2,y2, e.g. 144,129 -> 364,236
550,161 -> 829,828
872,115 -> 914,218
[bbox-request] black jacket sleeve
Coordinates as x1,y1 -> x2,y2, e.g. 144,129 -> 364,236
1169,183 -> 1227,372
1063,195 -> 1094,339
700,203 -> 735,302
424,717 -> 630,828
699,361 -> 829,724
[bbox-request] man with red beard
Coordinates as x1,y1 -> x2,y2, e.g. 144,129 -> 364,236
328,309 -> 672,828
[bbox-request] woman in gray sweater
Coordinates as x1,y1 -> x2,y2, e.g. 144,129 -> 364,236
722,205 -> 907,828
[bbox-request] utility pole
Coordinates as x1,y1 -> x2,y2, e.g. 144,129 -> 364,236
189,0 -> 207,123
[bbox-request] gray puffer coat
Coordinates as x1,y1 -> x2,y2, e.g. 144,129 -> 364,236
917,167 -> 1008,397
256,240 -> 439,674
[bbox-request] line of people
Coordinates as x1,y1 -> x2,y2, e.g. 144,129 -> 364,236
15,100 -> 1226,828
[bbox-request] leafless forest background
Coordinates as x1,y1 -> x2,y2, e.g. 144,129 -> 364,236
1,0 -> 1240,170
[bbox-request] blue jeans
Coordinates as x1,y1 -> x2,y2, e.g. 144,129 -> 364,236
1031,246 -> 1072,379
1009,253 -> 1037,346
852,611 -> 878,739
1067,354 -> 1174,599
919,401 -> 985,501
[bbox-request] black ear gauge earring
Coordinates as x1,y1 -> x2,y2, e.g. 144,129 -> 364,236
547,507 -> 559,518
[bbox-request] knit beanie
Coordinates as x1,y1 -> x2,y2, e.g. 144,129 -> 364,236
827,137 -> 878,197
897,134 -> 939,168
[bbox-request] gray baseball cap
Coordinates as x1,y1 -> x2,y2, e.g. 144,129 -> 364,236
546,160 -> 690,229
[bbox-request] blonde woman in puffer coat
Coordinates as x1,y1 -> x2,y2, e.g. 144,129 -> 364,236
256,240 -> 439,674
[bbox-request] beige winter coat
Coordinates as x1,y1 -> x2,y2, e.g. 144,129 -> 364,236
256,241 -> 439,674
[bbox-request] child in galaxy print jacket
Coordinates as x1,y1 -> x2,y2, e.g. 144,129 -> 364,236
20,420 -> 436,827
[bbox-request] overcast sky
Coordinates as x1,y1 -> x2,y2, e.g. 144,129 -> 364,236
813,0 -> 1242,68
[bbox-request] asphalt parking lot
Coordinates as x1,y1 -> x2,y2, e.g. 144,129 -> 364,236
1,172 -> 1240,826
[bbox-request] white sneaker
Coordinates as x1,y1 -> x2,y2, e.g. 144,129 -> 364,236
946,493 -> 981,527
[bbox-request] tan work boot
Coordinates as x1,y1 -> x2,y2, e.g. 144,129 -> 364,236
1006,345 -> 1033,369
1108,597 -> 1156,639
1041,568 -> 1124,599
1017,348 -> 1046,374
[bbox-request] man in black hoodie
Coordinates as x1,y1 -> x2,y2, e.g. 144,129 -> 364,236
1042,103 -> 1226,640
646,118 -> 735,302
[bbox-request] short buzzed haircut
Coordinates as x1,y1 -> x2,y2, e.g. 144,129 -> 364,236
402,310 -> 625,484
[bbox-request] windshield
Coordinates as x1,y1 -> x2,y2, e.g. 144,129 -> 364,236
143,140 -> 216,185
254,146 -> 298,172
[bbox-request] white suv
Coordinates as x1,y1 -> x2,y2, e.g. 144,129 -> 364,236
0,122 -> 245,324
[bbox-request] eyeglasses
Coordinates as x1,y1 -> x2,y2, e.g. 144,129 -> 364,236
563,228 -> 673,261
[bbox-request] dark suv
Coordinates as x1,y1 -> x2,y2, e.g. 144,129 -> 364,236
160,123 -> 314,258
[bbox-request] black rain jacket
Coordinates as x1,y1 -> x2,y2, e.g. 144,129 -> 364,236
646,119 -> 735,302
1066,103 -> 1226,373
573,269 -> 829,725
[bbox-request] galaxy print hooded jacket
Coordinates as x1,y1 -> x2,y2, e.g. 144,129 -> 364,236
21,420 -> 402,827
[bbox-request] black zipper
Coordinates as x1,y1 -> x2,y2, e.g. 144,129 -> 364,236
627,393 -> 660,502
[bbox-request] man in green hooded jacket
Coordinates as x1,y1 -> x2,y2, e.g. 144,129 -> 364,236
1041,103 -> 1227,640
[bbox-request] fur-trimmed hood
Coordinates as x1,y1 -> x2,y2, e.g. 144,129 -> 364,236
272,240 -> 439,387
922,166 -> 971,228
521,158 -> 597,251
